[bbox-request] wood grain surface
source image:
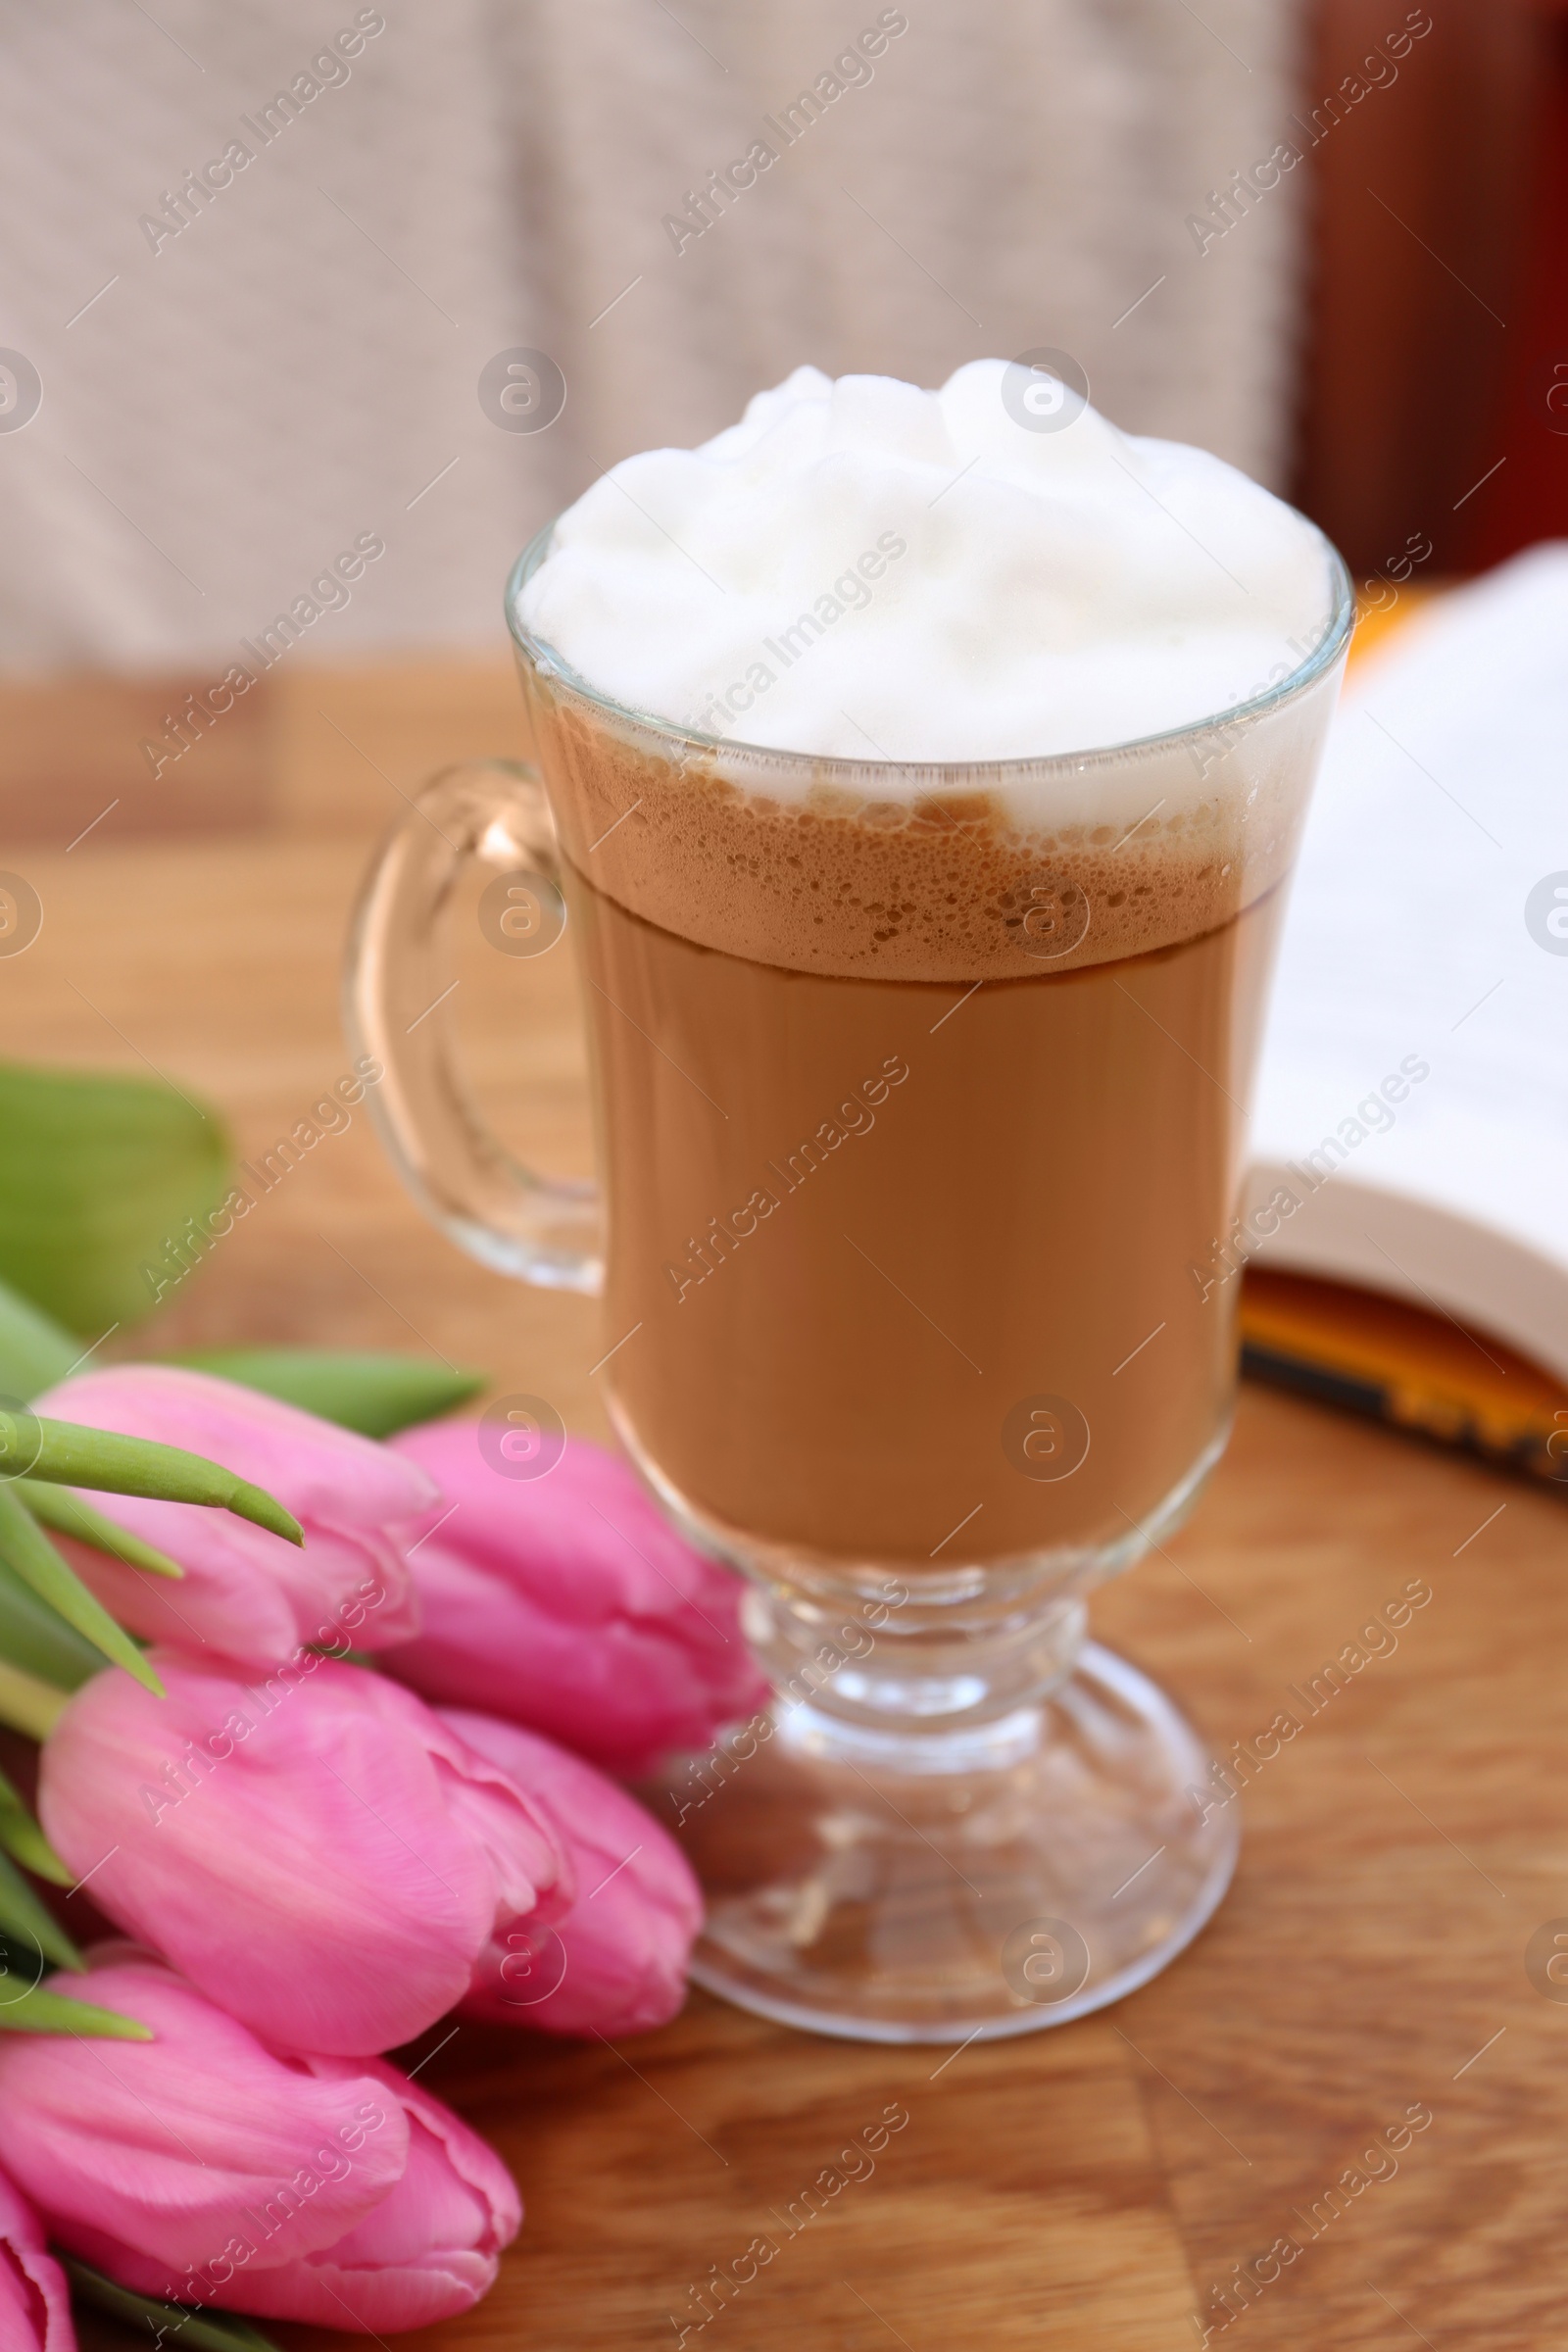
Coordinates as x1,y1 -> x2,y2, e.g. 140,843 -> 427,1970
13,658 -> 1564,2352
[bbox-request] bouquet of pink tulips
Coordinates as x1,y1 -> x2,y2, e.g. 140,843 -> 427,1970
0,1287 -> 761,2343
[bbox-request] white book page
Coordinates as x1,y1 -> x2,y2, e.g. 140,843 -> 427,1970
1246,544 -> 1568,1372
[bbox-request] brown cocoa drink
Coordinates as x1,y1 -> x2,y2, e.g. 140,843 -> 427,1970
507,362 -> 1344,1579
532,692 -> 1289,1576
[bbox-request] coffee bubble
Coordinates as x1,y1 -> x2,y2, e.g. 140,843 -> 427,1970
1009,875 -> 1091,960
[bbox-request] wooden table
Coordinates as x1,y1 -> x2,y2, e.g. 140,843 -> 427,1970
8,658 -> 1563,2352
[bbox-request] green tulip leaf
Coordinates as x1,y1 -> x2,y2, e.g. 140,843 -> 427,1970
0,1762 -> 70,1884
0,1274 -> 76,1400
63,2259 -> 281,2351
171,1347 -> 485,1437
0,1850 -> 80,1970
0,1419 -> 302,1547
0,1553 -> 110,1692
0,1060 -> 231,1335
0,1485 -> 162,1693
0,1980 -> 150,2037
17,1478 -> 184,1579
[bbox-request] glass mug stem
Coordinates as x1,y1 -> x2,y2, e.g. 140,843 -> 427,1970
345,534 -> 1351,2039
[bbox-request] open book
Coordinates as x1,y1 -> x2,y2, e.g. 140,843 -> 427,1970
1238,545 -> 1568,1479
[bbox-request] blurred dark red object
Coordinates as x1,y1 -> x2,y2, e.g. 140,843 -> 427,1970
1296,0 -> 1568,574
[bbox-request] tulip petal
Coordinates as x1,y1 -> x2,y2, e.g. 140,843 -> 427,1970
448,1711 -> 702,2037
38,1660 -> 565,2055
214,2055 -> 519,2331
30,1370 -> 434,1669
26,2021 -> 519,2338
433,1758 -> 572,1928
0,1955 -> 408,2272
0,2165 -> 75,2352
383,1424 -> 766,1774
53,1529 -> 305,1674
19,1481 -> 183,1578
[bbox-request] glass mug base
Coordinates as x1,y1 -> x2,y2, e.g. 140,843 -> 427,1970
651,1643 -> 1239,2044
630,1423 -> 1240,2041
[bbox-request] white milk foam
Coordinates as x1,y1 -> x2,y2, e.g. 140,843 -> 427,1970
514,361 -> 1337,774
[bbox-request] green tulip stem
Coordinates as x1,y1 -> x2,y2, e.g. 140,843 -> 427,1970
0,1486 -> 163,1694
0,1660 -> 70,1740
0,1849 -> 81,1970
0,1984 -> 151,2038
3,1421 -> 303,1546
0,1762 -> 70,1884
62,2257 -> 279,2349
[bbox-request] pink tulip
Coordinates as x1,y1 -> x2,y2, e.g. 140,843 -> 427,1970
0,2168 -> 74,2352
0,1949 -> 519,2333
444,1709 -> 701,2036
38,1656 -> 570,2055
381,1421 -> 766,1774
30,1366 -> 436,1670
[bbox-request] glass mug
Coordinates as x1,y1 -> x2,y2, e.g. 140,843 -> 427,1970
346,521 -> 1353,2041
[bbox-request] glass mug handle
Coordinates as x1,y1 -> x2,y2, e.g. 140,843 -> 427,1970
342,758 -> 603,1296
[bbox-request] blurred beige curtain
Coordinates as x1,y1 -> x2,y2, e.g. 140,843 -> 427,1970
0,0 -> 1305,670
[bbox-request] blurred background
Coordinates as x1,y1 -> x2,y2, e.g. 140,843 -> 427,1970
0,0 -> 1564,1397
3,0 -> 1565,721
